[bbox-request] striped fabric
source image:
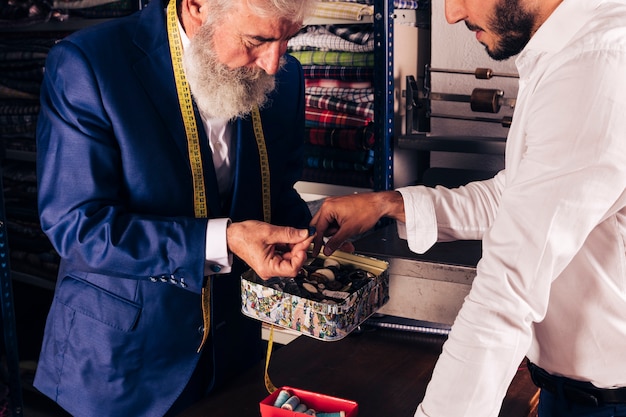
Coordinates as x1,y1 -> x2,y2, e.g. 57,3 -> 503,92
319,0 -> 424,9
305,106 -> 372,128
304,144 -> 375,171
321,0 -> 374,6
305,79 -> 371,89
288,30 -> 374,53
328,25 -> 373,45
393,0 -> 421,9
301,65 -> 374,82
306,126 -> 376,150
305,86 -> 374,103
53,0 -> 119,8
306,94 -> 374,120
290,50 -> 374,67
311,1 -> 374,21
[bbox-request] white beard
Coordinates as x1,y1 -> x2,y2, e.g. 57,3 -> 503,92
183,24 -> 280,120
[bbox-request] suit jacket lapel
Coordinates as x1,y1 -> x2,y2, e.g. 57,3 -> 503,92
132,0 -> 185,159
230,117 -> 263,222
131,0 -> 222,217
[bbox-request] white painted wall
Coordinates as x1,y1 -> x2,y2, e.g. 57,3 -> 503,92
426,0 -> 520,173
430,0 -> 518,137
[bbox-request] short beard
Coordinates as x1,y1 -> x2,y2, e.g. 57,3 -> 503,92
183,23 -> 280,120
486,0 -> 535,61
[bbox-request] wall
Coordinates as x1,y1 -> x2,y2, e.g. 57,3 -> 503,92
428,0 -> 519,173
393,23 -> 430,187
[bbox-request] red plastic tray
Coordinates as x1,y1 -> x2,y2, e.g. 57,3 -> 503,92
260,386 -> 358,417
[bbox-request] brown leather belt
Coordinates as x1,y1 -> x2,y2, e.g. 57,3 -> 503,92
528,361 -> 626,407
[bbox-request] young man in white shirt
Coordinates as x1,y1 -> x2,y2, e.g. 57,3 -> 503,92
311,0 -> 626,416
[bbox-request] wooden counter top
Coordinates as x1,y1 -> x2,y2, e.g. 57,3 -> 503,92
178,326 -> 538,417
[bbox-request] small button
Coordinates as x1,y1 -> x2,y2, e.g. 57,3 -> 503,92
149,276 -> 158,282
209,264 -> 221,273
180,278 -> 188,288
159,276 -> 168,282
197,325 -> 204,335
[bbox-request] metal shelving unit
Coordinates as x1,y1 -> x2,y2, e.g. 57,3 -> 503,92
372,0 -> 395,192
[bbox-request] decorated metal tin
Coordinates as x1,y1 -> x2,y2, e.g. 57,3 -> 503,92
241,250 -> 389,341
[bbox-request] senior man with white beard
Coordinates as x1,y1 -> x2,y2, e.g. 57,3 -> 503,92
33,0 -> 317,415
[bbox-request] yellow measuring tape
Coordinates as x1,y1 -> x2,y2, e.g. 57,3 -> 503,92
167,0 -> 207,219
264,325 -> 278,393
252,104 -> 276,393
251,107 -> 272,224
166,0 -> 274,368
166,0 -> 212,354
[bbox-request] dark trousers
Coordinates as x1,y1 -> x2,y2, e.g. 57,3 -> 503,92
539,389 -> 626,417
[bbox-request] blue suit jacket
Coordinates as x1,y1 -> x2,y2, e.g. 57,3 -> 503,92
33,0 -> 311,415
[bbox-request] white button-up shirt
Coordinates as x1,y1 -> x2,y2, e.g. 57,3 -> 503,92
398,0 -> 626,416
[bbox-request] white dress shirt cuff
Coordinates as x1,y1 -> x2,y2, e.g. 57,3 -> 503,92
204,218 -> 233,275
396,186 -> 438,254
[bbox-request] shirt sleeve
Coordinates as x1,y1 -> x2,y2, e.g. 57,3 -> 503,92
204,218 -> 233,275
395,187 -> 437,253
396,171 -> 505,253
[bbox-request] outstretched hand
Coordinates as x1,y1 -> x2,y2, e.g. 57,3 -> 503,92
227,220 -> 315,280
310,191 -> 405,257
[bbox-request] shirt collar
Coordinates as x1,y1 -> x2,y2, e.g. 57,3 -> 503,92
522,0 -> 602,54
515,0 -> 602,74
178,18 -> 190,49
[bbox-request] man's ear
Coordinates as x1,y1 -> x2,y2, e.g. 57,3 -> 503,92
180,0 -> 206,35
188,0 -> 205,18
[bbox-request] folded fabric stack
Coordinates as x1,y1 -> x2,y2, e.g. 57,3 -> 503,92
289,7 -> 376,189
0,0 -> 138,27
0,37 -> 50,146
52,0 -> 138,19
0,37 -> 60,281
289,0 -> 426,189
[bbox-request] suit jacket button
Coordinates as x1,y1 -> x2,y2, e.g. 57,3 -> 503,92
197,325 -> 204,335
209,264 -> 221,273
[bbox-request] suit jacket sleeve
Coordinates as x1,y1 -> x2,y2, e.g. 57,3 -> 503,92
37,37 -> 208,293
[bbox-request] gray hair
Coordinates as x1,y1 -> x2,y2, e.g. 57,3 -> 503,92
209,0 -> 317,23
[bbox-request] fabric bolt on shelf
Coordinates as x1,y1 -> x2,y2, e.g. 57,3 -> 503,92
310,1 -> 374,21
52,0 -> 123,9
319,0 -> 427,9
305,79 -> 372,89
305,95 -> 374,120
301,65 -> 374,82
326,25 -> 374,45
305,126 -> 376,150
305,86 -> 374,103
291,50 -> 374,67
304,143 -> 375,171
304,153 -> 374,172
306,106 -> 372,129
288,27 -> 374,53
